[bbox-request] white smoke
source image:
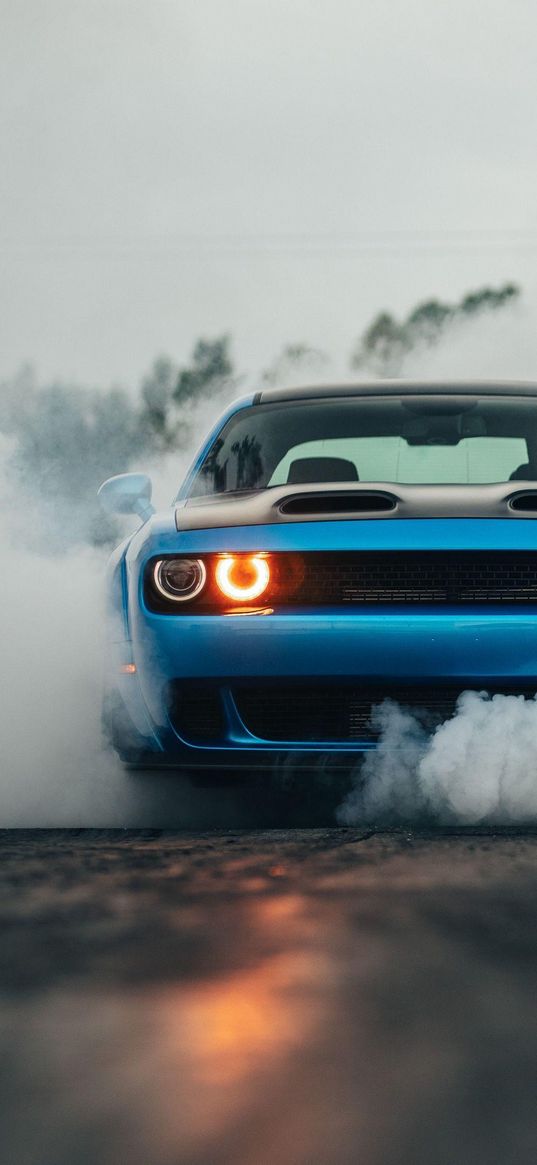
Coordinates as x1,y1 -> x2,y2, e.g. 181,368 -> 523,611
0,512 -> 270,827
0,542 -> 118,825
0,381 -> 254,827
338,690 -> 537,827
0,424 -> 111,822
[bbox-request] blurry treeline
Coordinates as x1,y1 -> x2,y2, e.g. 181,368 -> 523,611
0,281 -> 520,546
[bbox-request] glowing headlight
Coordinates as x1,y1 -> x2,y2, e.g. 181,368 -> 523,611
215,555 -> 270,602
153,558 -> 207,602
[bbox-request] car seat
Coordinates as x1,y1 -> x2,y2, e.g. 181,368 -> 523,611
509,463 -> 537,481
287,456 -> 359,484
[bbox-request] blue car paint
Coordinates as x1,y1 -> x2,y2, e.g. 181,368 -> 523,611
105,511 -> 537,765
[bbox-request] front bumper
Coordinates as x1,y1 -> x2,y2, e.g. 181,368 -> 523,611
114,605 -> 537,765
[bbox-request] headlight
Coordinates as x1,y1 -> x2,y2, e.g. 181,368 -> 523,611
153,558 -> 207,601
215,555 -> 270,601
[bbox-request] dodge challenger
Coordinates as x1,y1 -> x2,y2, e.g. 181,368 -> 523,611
98,379 -> 537,770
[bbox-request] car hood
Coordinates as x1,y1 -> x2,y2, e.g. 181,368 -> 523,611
175,481 -> 537,531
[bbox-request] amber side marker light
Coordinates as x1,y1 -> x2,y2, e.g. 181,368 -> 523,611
119,663 -> 137,674
215,555 -> 270,602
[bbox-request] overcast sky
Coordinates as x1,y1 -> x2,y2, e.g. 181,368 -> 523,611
1,0 -> 537,385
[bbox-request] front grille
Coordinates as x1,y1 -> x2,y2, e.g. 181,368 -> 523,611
291,552 -> 537,605
147,551 -> 537,613
234,682 -> 536,742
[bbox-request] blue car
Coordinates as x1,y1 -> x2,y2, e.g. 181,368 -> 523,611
99,379 -> 537,772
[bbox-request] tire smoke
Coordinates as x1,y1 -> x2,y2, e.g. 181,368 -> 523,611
0,389 -> 254,827
338,691 -> 537,826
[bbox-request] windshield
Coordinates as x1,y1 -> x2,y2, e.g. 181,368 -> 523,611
188,395 -> 537,497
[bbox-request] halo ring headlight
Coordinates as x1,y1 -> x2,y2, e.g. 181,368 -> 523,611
153,558 -> 207,602
215,555 -> 270,602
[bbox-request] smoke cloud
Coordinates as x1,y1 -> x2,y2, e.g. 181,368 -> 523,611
338,692 -> 537,827
0,384 -> 254,827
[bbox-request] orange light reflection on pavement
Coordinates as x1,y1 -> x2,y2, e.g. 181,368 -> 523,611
171,952 -> 321,1090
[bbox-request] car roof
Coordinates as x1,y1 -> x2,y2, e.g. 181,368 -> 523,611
256,379 -> 537,404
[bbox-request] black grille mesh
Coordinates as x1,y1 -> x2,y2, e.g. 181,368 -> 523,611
168,683 -> 224,741
234,682 -> 535,742
291,552 -> 537,605
168,680 -> 537,744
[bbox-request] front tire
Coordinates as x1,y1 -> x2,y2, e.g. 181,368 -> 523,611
101,689 -> 153,764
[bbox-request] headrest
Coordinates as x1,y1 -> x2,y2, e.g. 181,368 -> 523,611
287,456 -> 359,484
509,463 -> 537,481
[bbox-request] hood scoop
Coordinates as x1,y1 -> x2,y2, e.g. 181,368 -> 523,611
278,490 -> 397,516
509,490 -> 537,513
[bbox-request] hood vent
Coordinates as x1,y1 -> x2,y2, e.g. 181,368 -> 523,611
509,491 -> 537,513
278,490 -> 397,516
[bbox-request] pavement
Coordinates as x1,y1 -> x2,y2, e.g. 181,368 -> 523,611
1,828 -> 537,1165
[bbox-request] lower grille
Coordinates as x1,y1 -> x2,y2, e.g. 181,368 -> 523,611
169,679 -> 537,745
233,682 -> 536,742
168,682 -> 224,741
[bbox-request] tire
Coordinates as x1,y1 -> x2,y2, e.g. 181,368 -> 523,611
101,689 -> 153,764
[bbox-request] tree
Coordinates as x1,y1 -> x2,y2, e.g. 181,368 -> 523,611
352,313 -> 408,377
139,356 -> 182,451
174,335 -> 235,406
459,283 -> 518,316
351,282 -> 521,376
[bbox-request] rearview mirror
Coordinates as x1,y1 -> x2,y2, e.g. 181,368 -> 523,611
402,413 -> 488,446
97,473 -> 155,521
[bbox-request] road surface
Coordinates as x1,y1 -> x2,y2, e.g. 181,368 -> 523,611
1,828 -> 537,1164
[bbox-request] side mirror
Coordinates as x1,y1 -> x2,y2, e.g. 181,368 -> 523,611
98,473 -> 155,521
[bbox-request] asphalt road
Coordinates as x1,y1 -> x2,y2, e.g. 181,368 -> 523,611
1,828 -> 537,1165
